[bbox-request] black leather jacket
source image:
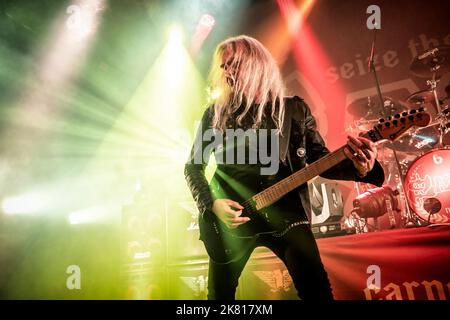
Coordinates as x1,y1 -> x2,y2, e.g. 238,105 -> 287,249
184,96 -> 385,226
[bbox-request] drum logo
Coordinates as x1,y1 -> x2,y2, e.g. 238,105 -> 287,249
406,151 -> 450,223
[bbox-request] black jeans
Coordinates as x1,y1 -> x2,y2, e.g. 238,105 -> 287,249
207,224 -> 333,300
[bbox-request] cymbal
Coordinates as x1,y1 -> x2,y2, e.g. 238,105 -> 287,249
410,46 -> 450,78
406,90 -> 436,105
388,124 -> 440,153
350,119 -> 379,131
347,96 -> 404,120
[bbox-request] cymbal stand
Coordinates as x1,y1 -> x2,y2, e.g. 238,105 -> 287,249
367,30 -> 419,228
427,71 -> 445,147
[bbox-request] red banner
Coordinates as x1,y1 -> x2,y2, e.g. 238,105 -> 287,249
318,225 -> 450,300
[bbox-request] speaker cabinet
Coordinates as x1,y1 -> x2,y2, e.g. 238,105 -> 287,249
166,200 -> 208,263
309,181 -> 344,224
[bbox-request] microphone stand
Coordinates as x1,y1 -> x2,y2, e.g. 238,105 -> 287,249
368,30 -> 385,115
367,29 -> 419,228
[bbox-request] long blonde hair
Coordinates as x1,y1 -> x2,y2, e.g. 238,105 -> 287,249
208,35 -> 285,132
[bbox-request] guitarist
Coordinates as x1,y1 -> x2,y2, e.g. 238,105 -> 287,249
184,35 -> 385,300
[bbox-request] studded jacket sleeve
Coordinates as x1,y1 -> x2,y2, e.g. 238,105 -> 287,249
184,107 -> 216,223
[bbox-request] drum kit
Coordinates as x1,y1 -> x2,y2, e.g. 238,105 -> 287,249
348,45 -> 450,229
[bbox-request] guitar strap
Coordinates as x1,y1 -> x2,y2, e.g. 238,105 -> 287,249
283,97 -> 311,224
279,96 -> 298,164
280,96 -> 305,170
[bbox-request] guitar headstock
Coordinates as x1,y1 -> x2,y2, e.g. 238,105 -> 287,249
363,108 -> 431,143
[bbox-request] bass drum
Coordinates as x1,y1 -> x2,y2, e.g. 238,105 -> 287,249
404,148 -> 450,223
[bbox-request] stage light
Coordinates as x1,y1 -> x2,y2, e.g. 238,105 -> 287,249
90,18 -> 207,213
277,0 -> 348,149
277,0 -> 315,33
2,193 -> 49,215
161,25 -> 187,87
190,14 -> 216,56
3,0 -> 107,174
207,86 -> 222,101
66,0 -> 104,41
199,14 -> 215,28
68,205 -> 109,225
168,25 -> 183,45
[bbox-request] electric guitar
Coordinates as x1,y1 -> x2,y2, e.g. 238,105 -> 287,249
200,108 -> 431,264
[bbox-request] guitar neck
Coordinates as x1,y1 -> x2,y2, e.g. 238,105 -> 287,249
247,109 -> 431,211
252,146 -> 348,210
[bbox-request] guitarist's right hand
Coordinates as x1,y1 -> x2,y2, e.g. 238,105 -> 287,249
212,199 -> 250,229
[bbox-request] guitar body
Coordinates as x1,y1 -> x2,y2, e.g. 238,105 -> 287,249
199,214 -> 256,264
199,187 -> 278,264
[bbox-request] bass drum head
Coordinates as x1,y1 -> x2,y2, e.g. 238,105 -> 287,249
404,148 -> 450,223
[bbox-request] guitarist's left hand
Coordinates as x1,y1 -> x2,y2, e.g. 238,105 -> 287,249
344,135 -> 377,177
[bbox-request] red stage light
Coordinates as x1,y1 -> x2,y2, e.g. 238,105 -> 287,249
277,0 -> 348,149
190,14 -> 215,56
199,14 -> 215,28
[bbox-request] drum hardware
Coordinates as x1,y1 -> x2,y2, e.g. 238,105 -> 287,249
410,46 -> 450,80
384,153 -> 423,228
346,44 -> 450,230
368,63 -> 416,226
389,105 -> 450,153
427,76 -> 446,147
388,123 -> 439,153
423,198 -> 442,224
406,90 -> 439,105
349,111 -> 447,228
351,186 -> 400,232
410,46 -> 450,148
357,30 -> 428,229
347,96 -> 404,121
379,47 -> 450,227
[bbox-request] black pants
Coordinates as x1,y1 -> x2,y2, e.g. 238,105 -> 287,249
207,224 -> 333,300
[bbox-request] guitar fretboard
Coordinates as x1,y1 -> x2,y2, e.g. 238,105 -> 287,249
252,146 -> 348,210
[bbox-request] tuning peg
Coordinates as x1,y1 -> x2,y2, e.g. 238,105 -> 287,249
418,107 -> 425,112
410,109 -> 417,114
402,112 -> 408,117
393,120 -> 399,125
387,116 -> 392,121
379,118 -> 385,123
394,114 -> 400,118
385,122 -> 391,127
